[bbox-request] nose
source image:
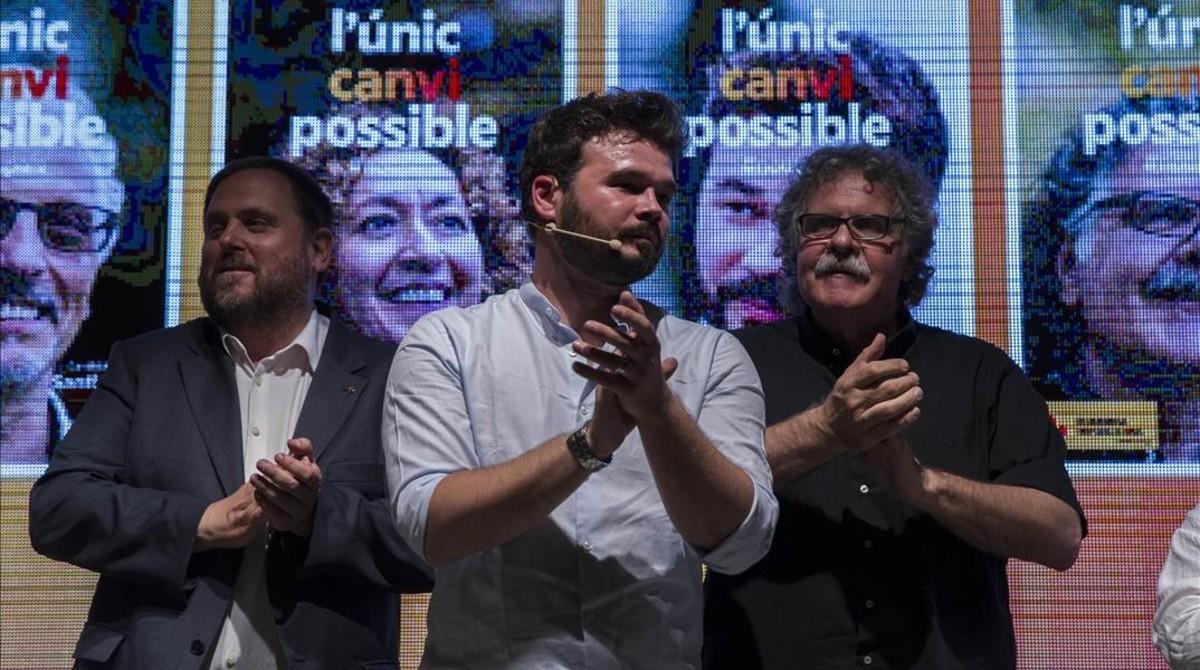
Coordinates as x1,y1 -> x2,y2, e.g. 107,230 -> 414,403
394,215 -> 442,263
214,218 -> 249,251
634,187 -> 665,222
741,232 -> 780,274
826,219 -> 859,253
0,209 -> 49,275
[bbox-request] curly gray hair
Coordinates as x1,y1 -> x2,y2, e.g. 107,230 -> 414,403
775,144 -> 938,312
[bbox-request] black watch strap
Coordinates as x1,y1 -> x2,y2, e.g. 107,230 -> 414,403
566,421 -> 611,472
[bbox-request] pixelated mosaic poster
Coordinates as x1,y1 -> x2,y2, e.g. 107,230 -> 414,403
1,0 -> 172,471
1012,0 -> 1200,465
614,0 -> 976,336
220,1 -> 565,345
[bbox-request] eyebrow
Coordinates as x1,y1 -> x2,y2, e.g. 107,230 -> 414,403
610,168 -> 677,197
234,206 -> 279,223
367,194 -> 459,210
713,177 -> 762,196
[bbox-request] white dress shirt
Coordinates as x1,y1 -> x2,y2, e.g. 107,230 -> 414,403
384,283 -> 777,669
1155,500 -> 1200,669
208,310 -> 328,670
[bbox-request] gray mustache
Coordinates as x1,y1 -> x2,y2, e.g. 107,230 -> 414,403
814,252 -> 870,281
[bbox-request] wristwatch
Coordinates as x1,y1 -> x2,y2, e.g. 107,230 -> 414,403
566,421 -> 611,472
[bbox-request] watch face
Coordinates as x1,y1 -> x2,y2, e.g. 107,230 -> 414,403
568,425 -> 608,471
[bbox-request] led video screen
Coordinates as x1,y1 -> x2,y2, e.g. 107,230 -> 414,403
1,1 -> 1196,668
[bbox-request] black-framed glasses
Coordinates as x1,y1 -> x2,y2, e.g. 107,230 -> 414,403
796,213 -> 902,241
1088,191 -> 1200,240
0,196 -> 118,253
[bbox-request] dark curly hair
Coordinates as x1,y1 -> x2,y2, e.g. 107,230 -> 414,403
518,90 -> 686,225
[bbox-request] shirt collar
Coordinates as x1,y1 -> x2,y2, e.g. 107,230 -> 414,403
796,307 -> 917,374
220,309 -> 324,373
518,282 -> 579,345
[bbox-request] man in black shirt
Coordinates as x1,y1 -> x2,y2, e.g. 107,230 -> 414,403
703,144 -> 1086,669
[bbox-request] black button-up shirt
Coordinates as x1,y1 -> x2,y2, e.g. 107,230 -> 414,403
703,313 -> 1085,670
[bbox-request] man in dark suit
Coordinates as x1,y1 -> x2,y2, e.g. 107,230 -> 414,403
28,156 -> 431,669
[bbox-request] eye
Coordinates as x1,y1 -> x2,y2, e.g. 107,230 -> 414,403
1130,197 -> 1196,234
721,199 -> 767,220
435,214 -> 469,232
358,214 -> 400,237
204,218 -> 225,239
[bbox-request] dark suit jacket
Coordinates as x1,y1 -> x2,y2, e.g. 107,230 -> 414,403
29,313 -> 432,670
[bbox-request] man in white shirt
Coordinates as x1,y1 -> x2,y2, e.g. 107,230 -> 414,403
384,90 -> 778,668
1155,501 -> 1200,669
30,157 -> 430,669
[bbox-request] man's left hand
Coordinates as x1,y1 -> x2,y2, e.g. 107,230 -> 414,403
251,437 -> 322,537
571,291 -> 678,423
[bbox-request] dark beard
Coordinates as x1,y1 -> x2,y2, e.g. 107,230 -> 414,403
199,252 -> 313,334
555,193 -> 661,287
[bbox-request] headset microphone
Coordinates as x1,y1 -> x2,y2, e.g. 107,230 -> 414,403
530,221 -> 623,251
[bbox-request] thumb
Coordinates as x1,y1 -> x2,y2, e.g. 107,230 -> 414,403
852,333 -> 887,367
287,437 -> 315,461
661,357 -> 679,381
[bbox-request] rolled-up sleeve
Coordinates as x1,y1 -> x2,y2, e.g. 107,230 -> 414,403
691,331 -> 778,574
1154,501 -> 1200,669
383,315 -> 477,564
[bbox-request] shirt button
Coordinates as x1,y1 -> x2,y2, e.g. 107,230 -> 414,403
251,426 -> 260,437
863,655 -> 874,666
832,348 -> 841,356
254,377 -> 262,387
863,539 -> 873,549
225,654 -> 238,668
582,407 -> 590,416
582,540 -> 592,550
865,599 -> 875,609
568,350 -> 577,358
859,483 -> 869,494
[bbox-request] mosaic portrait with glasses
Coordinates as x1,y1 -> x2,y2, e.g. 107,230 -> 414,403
1023,95 -> 1200,463
0,74 -> 124,466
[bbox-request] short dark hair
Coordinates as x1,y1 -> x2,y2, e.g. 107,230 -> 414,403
519,90 -> 686,223
204,156 -> 333,237
775,144 -> 938,311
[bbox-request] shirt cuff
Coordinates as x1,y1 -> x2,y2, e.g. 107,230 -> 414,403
695,481 -> 777,575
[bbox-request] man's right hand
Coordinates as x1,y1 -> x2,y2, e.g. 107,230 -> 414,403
818,333 -> 923,453
194,482 -> 266,552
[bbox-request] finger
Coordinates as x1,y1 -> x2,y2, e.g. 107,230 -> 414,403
850,333 -> 887,367
617,290 -> 644,314
571,341 -> 630,372
580,320 -> 636,352
863,372 -> 920,405
273,452 -> 321,489
610,303 -> 655,342
860,386 -> 924,426
661,357 -> 679,380
251,475 -> 304,519
845,358 -> 911,390
287,437 -> 315,461
572,360 -> 635,391
256,459 -> 303,494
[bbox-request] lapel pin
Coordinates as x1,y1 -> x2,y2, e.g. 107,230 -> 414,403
344,384 -> 358,394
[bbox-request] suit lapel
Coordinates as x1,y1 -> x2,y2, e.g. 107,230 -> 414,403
294,319 -> 368,460
178,320 -> 244,496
